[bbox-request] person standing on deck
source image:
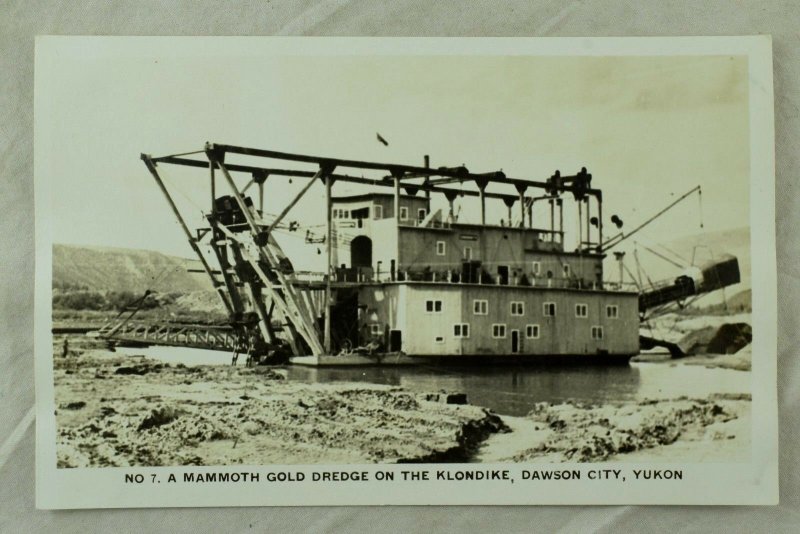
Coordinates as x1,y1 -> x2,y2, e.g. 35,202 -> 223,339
61,337 -> 69,358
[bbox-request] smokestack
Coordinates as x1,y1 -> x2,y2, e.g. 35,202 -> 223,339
424,155 -> 431,199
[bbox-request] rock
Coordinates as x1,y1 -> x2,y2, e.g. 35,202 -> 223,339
138,406 -> 183,431
115,365 -> 149,376
423,392 -> 468,405
678,322 -> 752,355
60,401 -> 86,410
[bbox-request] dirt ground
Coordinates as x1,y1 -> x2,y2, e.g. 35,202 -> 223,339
53,339 -> 507,467
477,394 -> 750,463
53,331 -> 751,467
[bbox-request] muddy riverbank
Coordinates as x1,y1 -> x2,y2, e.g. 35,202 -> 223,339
53,332 -> 751,466
477,393 -> 750,462
54,346 -> 507,467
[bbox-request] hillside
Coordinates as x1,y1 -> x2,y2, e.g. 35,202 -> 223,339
616,226 -> 751,309
53,244 -> 212,293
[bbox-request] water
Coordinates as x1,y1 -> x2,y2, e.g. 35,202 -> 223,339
116,346 -> 750,417
286,363 -> 749,416
116,346 -> 249,366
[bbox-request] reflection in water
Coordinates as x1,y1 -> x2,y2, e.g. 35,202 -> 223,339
288,363 -> 749,417
288,365 -> 642,416
117,346 -> 750,417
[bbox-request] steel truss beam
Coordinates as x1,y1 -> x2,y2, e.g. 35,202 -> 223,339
152,142 -> 601,200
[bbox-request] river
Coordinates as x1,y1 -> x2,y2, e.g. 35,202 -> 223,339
115,346 -> 750,417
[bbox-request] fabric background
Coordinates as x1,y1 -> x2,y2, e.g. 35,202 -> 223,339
1,1 -> 798,531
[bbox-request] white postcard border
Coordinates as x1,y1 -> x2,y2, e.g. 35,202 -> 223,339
34,36 -> 777,508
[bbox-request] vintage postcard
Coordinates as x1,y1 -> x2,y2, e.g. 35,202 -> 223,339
34,36 -> 777,508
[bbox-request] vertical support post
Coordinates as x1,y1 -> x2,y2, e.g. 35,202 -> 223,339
475,177 -> 489,226
393,174 -> 401,223
585,197 -> 591,250
514,184 -> 527,228
578,199 -> 583,249
424,155 -> 431,201
597,194 -> 603,253
324,175 -> 333,354
528,198 -> 533,227
259,181 -> 264,214
558,198 -> 564,240
479,189 -> 486,225
549,198 -> 555,238
392,171 -> 402,284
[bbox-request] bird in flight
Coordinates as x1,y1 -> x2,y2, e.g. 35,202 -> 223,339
376,132 -> 389,146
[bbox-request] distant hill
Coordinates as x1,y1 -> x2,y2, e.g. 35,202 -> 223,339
53,244 -> 213,293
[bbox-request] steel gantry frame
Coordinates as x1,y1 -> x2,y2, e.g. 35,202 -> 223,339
141,142 -> 603,357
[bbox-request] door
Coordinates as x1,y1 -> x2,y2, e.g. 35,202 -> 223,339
350,235 -> 373,268
498,265 -> 509,286
511,330 -> 520,354
389,330 -> 402,352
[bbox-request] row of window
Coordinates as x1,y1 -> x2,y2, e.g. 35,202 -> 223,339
333,206 -> 429,221
429,245 -> 574,278
453,323 -> 603,340
370,322 -> 604,340
399,207 -> 427,221
427,299 -> 619,319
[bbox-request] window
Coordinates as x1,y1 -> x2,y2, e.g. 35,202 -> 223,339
453,323 -> 470,338
575,303 -> 588,318
510,301 -> 525,316
563,264 -> 571,277
525,324 -> 540,339
399,206 -> 408,221
543,302 -> 556,316
425,299 -> 443,313
464,246 -> 472,260
492,324 -> 507,338
374,205 -> 383,220
436,241 -> 446,256
473,299 -> 488,315
370,324 -> 382,335
434,336 -> 444,344
418,208 -> 427,221
591,326 -> 604,340
532,261 -> 541,276
606,305 -> 619,319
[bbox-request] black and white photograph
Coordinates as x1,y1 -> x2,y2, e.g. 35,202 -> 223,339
33,36 -> 777,507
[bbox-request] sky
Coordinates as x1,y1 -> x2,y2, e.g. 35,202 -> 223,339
36,38 -> 750,274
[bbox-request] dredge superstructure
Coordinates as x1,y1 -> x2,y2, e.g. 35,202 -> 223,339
99,142 -> 740,364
